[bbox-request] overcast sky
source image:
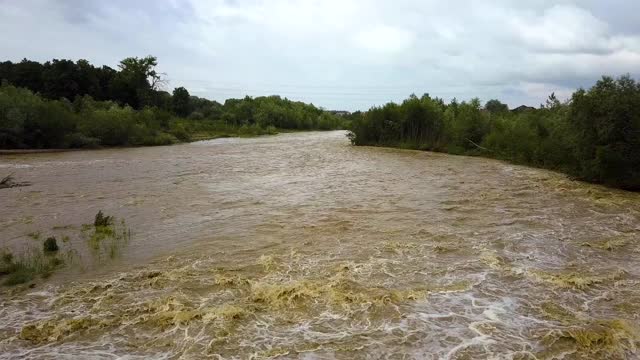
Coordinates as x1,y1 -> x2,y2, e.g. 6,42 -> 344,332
1,0 -> 640,111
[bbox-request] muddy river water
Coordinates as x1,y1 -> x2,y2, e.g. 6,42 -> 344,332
0,131 -> 639,359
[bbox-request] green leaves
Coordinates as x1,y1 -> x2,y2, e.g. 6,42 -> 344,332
349,75 -> 640,191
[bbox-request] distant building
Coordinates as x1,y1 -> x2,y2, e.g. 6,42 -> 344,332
329,110 -> 351,117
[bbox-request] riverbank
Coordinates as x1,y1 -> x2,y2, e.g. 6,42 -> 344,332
0,127 -> 315,155
0,82 -> 348,150
348,76 -> 640,191
0,149 -> 84,155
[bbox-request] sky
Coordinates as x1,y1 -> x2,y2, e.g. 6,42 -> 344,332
1,0 -> 640,111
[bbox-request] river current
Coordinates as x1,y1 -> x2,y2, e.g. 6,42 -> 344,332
0,131 -> 639,359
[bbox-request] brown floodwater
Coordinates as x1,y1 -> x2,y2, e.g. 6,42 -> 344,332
0,131 -> 639,359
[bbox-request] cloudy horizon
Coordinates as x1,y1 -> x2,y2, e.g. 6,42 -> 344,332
1,0 -> 640,111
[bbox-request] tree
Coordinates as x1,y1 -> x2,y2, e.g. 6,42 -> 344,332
13,59 -> 44,93
41,59 -> 82,100
569,75 -> 640,189
111,56 -> 162,108
117,56 -> 161,90
484,99 -> 509,114
172,87 -> 191,117
545,92 -> 562,110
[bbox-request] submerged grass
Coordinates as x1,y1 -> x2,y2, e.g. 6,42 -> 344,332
0,249 -> 64,286
2,211 -> 130,287
83,212 -> 131,260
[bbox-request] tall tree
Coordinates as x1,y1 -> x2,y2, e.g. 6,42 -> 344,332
112,56 -> 161,108
484,99 -> 509,114
172,87 -> 191,117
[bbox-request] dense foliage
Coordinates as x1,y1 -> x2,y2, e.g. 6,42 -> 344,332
348,75 -> 640,190
0,57 -> 345,149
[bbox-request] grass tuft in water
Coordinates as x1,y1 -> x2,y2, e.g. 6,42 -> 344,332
84,213 -> 130,260
2,212 -> 130,287
0,249 -> 64,286
93,210 -> 114,227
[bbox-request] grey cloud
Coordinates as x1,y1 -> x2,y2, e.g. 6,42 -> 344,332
1,0 -> 639,110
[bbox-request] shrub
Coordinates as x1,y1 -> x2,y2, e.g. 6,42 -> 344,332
94,211 -> 113,227
64,132 -> 100,148
43,237 -> 59,252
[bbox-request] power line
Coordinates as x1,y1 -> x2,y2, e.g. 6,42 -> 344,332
169,78 -> 430,90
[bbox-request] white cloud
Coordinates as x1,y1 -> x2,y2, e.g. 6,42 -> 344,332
508,5 -> 612,54
353,25 -> 415,54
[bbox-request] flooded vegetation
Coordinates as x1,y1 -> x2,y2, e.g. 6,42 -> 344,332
0,210 -> 128,287
1,131 -> 639,358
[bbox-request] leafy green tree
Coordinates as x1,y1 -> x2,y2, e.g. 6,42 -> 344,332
484,99 -> 509,114
569,75 -> 640,189
172,87 -> 191,117
42,59 -> 82,100
13,59 -> 44,93
111,56 -> 161,108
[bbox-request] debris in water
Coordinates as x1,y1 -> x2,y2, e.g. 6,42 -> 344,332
0,173 -> 31,189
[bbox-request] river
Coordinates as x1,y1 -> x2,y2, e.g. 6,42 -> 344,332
0,131 -> 639,359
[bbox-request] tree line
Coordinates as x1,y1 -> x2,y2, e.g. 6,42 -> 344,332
0,56 -> 346,149
348,75 -> 640,190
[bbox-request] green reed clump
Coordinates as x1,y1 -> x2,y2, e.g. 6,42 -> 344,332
94,210 -> 114,227
85,212 -> 130,260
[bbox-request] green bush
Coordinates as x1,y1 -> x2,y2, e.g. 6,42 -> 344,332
43,237 -> 59,252
348,75 -> 640,190
63,133 -> 100,148
94,210 -> 113,227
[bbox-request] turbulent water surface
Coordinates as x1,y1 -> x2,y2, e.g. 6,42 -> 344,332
1,131 -> 639,359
